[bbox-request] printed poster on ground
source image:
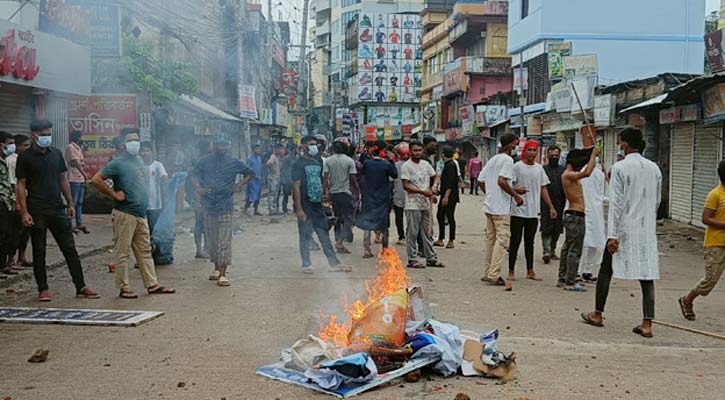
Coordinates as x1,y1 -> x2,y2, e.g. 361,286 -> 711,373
67,95 -> 137,176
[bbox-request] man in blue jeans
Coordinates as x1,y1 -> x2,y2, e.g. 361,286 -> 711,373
294,135 -> 351,274
65,130 -> 89,234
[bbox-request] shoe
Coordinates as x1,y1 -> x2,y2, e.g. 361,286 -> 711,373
335,246 -> 352,254
542,255 -> 551,264
217,276 -> 230,286
195,252 -> 210,259
76,287 -> 100,299
302,267 -> 315,274
329,264 -> 352,272
78,226 -> 90,234
395,239 -> 405,246
445,241 -> 455,249
433,240 -> 445,247
38,290 -> 51,302
363,251 -> 375,259
209,270 -> 221,281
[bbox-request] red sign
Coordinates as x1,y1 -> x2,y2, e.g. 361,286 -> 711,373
0,29 -> 40,80
280,68 -> 296,94
67,95 -> 137,176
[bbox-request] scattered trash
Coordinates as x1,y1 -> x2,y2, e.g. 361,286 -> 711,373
28,349 -> 49,363
177,382 -> 186,388
454,393 -> 471,400
256,249 -> 518,397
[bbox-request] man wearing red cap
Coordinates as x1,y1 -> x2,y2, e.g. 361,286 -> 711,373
509,139 -> 557,288
479,133 -> 524,287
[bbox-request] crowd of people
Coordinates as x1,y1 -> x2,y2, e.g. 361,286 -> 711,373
1,123 -> 723,338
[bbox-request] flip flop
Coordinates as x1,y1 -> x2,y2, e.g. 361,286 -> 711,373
678,297 -> 696,321
526,274 -> 544,281
407,262 -> 425,269
580,312 -> 604,327
119,291 -> 138,299
426,260 -> 445,268
632,326 -> 653,338
148,286 -> 176,294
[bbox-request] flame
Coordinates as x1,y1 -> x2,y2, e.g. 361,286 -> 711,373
319,247 -> 411,347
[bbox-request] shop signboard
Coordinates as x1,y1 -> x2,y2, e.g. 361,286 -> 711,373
443,58 -> 464,95
239,85 -> 258,119
541,113 -> 581,134
552,81 -> 572,113
39,0 -> 121,57
0,20 -> 90,94
513,67 -> 528,92
563,54 -> 597,80
67,95 -> 137,176
273,101 -> 288,127
460,105 -> 475,136
660,104 -> 700,124
704,83 -> 725,123
476,105 -> 507,127
593,94 -> 616,127
706,29 -> 725,73
547,42 -> 572,80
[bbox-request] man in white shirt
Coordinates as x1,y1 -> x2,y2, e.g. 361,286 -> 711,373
401,141 -> 444,269
582,128 -> 662,338
509,139 -> 557,287
478,133 -> 523,288
140,141 -> 168,235
323,139 -> 358,254
266,144 -> 283,216
578,157 -> 607,282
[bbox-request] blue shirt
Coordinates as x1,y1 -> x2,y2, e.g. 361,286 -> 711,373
193,153 -> 254,215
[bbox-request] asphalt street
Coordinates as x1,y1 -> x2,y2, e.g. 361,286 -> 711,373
1,194 -> 724,400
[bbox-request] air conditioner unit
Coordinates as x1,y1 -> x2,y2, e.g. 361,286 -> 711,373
480,32 -> 487,38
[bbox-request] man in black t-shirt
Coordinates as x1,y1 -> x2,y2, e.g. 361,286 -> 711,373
15,120 -> 99,302
293,136 -> 351,274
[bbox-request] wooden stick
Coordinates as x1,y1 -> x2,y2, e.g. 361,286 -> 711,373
570,81 -> 597,146
653,320 -> 725,341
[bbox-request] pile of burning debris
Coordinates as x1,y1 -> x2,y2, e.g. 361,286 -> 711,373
256,249 -> 517,397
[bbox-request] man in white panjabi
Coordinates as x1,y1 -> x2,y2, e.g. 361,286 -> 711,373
582,128 -> 662,338
578,157 -> 607,283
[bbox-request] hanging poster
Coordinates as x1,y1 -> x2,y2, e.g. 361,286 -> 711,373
547,42 -> 572,80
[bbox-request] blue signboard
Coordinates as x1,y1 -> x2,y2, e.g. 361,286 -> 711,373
39,0 -> 121,57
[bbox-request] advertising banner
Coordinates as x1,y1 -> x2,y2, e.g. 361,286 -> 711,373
39,0 -> 121,57
563,54 -> 598,80
593,94 -> 616,127
547,42 -> 572,80
67,95 -> 137,176
239,85 -> 258,119
706,29 -> 725,73
704,84 -> 725,123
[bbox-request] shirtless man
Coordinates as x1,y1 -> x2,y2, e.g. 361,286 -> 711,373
557,146 -> 600,291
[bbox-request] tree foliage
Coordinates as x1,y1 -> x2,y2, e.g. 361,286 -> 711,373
124,35 -> 199,107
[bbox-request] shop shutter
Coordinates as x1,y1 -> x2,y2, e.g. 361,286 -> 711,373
670,123 -> 694,223
46,93 -> 69,150
691,122 -> 722,227
0,83 -> 34,134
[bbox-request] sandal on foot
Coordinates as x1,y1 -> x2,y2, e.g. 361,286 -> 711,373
148,286 -> 176,294
407,262 -> 426,269
581,312 -> 604,327
632,326 -> 653,338
526,274 -> 543,281
209,270 -> 221,281
482,277 -> 506,286
335,247 -> 352,255
433,240 -> 445,247
445,242 -> 455,249
119,290 -> 138,299
564,283 -> 587,292
362,251 -> 375,259
679,297 -> 696,321
217,277 -> 230,287
505,280 -> 513,291
426,260 -> 445,268
329,264 -> 352,272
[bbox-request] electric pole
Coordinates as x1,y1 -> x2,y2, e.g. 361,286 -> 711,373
299,0 -> 310,111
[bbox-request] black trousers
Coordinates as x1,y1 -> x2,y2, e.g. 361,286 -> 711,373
595,249 -> 656,320
509,216 -> 538,273
393,205 -> 405,240
0,207 -> 21,268
436,201 -> 458,241
29,210 -> 87,293
469,177 -> 479,195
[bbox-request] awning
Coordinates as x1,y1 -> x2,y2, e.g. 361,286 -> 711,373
619,94 -> 668,114
488,118 -> 510,129
179,95 -> 243,122
412,125 -> 423,134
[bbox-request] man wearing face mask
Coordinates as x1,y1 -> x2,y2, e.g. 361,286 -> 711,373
294,136 -> 351,274
540,146 -> 566,264
65,130 -> 88,234
15,120 -> 99,301
0,131 -> 20,275
92,128 -> 175,298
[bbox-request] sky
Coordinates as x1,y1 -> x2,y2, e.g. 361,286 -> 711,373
708,0 -> 720,14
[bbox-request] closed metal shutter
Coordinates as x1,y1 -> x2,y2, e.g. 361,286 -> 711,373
603,128 -> 617,167
0,83 -> 34,134
670,122 -> 694,223
692,122 -> 722,227
46,93 -> 69,150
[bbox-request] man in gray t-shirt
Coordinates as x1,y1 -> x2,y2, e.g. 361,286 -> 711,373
323,140 -> 358,253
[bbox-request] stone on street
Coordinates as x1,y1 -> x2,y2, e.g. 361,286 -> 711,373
1,196 -> 724,399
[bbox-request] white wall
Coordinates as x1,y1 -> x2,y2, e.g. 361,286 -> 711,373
508,0 -> 706,81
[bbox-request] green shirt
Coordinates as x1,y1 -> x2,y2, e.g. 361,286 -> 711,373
101,154 -> 149,217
